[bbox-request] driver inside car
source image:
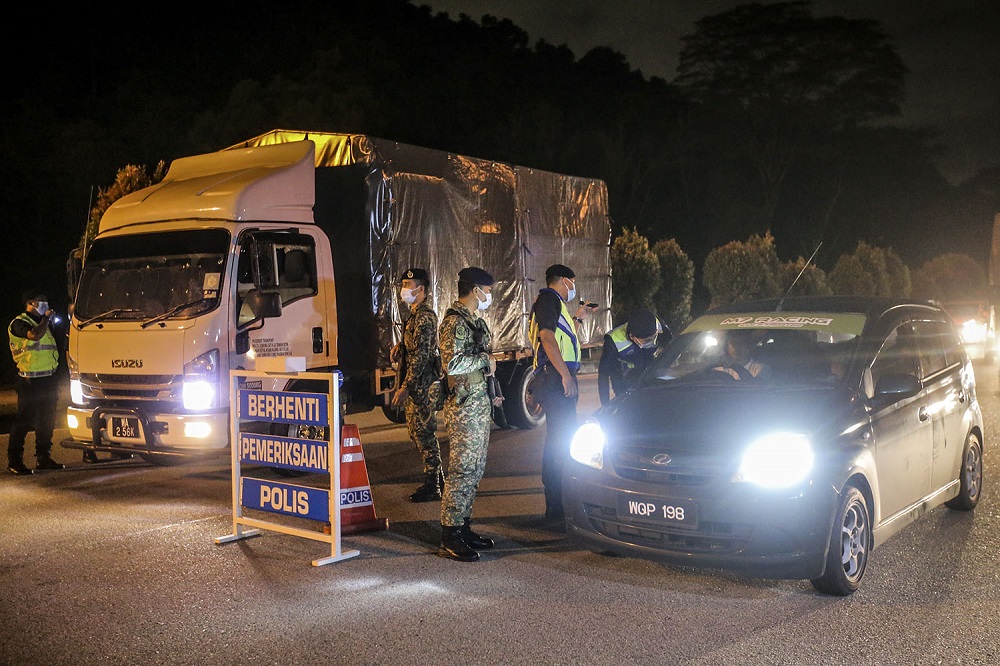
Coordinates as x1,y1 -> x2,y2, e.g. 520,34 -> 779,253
714,329 -> 771,380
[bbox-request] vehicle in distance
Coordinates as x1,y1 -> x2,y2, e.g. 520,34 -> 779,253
940,299 -> 993,362
565,296 -> 984,595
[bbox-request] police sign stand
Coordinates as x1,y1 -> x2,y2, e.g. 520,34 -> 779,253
215,359 -> 359,566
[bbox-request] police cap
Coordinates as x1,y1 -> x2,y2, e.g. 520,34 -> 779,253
545,264 -> 575,280
401,268 -> 429,282
22,288 -> 47,305
457,267 -> 495,286
627,308 -> 657,339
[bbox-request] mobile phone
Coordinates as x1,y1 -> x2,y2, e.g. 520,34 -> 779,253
580,300 -> 599,309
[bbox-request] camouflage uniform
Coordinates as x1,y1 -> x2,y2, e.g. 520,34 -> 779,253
400,300 -> 443,477
438,300 -> 492,527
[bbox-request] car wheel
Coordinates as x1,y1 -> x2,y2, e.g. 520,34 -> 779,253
945,432 -> 983,511
381,402 -> 407,424
811,485 -> 870,596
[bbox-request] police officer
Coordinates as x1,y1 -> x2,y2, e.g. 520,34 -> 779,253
528,264 -> 591,522
597,308 -> 669,406
7,289 -> 65,475
391,268 -> 445,503
437,267 -> 499,562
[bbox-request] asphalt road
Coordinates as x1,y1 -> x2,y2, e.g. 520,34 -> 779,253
2,371 -> 999,665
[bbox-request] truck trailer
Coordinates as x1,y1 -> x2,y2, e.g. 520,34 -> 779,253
63,130 -> 612,463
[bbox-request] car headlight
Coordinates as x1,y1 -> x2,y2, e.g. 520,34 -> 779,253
570,421 -> 606,470
960,319 -> 987,344
737,432 -> 814,488
183,349 -> 220,411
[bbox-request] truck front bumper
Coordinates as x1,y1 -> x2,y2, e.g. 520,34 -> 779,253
63,405 -> 230,456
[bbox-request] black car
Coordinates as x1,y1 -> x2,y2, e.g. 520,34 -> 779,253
565,296 -> 984,595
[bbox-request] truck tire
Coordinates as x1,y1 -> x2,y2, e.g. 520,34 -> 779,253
503,362 -> 545,430
382,403 -> 407,424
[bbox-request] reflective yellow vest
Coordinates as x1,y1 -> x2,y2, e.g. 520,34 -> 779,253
608,324 -> 638,372
8,313 -> 59,377
529,289 -> 581,372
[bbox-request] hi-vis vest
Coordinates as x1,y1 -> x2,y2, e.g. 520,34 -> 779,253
529,289 -> 581,373
8,313 -> 59,378
608,324 -> 639,372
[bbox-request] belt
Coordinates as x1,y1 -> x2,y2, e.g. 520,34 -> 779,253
452,369 -> 485,386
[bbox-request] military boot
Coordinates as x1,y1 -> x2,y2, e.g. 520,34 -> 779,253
409,470 -> 443,503
462,518 -> 495,550
437,525 -> 479,562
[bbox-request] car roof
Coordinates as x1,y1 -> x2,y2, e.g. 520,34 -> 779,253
705,295 -> 943,320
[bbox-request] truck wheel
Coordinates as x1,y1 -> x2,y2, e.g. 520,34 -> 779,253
503,362 -> 545,430
381,403 -> 407,424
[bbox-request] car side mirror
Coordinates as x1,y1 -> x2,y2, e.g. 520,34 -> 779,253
248,290 -> 282,319
873,372 -> 921,400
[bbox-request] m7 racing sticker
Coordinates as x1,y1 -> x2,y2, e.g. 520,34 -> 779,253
686,312 -> 866,336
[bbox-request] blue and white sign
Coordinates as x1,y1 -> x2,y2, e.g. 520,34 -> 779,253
239,432 -> 329,474
238,389 -> 328,426
241,477 -> 329,522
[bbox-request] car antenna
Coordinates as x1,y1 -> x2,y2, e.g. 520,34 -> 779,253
776,242 -> 822,312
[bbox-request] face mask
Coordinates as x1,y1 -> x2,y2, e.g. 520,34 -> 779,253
34,301 -> 49,314
400,287 -> 417,305
637,337 -> 657,350
476,287 -> 492,311
564,280 -> 576,302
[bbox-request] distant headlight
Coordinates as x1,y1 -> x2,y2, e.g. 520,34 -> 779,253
570,421 -> 606,470
737,433 -> 814,488
960,319 -> 987,344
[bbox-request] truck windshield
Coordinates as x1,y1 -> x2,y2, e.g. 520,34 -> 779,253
74,229 -> 230,322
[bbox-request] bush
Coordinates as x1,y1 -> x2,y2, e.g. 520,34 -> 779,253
610,228 -> 661,326
828,242 -> 910,297
652,238 -> 694,332
703,233 -> 781,308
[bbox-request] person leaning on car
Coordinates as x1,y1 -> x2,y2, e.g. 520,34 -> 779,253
7,289 -> 65,475
597,308 -> 669,406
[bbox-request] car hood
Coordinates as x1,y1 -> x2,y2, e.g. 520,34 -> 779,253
599,384 -> 855,455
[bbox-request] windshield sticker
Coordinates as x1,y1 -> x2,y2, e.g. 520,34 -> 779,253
684,312 -> 866,335
203,273 -> 220,298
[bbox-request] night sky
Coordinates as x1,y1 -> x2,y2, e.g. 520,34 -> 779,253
426,0 -> 1000,184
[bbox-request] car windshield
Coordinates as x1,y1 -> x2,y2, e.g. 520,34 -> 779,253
74,229 -> 230,322
642,311 -> 866,388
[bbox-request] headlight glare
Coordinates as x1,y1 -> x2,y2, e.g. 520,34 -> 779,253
737,433 -> 813,488
183,349 -> 220,411
570,421 -> 606,470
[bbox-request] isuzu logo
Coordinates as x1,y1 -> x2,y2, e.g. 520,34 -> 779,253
111,359 -> 144,369
650,453 -> 672,466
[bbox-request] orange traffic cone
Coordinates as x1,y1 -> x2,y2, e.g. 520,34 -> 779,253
325,423 -> 389,536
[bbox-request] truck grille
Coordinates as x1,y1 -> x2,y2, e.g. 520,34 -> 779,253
81,373 -> 180,401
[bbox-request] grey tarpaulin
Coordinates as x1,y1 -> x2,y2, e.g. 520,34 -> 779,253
232,129 -> 612,369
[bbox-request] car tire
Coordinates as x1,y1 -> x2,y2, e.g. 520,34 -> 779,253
810,485 -> 870,596
945,432 -> 983,511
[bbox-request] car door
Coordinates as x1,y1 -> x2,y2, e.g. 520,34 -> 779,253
868,319 -> 933,520
910,317 -> 968,492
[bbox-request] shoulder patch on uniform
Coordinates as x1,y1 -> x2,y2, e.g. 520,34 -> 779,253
455,324 -> 469,340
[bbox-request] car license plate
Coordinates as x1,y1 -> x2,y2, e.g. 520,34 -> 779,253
619,494 -> 698,529
109,416 -> 141,441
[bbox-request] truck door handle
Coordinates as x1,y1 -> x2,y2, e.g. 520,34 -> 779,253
918,406 -> 930,422
312,327 -> 323,354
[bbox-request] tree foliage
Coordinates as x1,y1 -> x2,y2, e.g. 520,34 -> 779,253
703,233 -> 782,307
82,162 -> 166,252
779,257 -> 831,297
610,228 -> 661,325
910,253 -> 987,302
827,241 -> 910,297
652,238 -> 695,331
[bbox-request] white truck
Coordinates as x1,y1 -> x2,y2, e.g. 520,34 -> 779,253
62,130 -> 612,463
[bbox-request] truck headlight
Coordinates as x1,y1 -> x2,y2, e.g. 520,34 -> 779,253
67,352 -> 85,405
570,420 -> 606,470
737,432 -> 813,488
183,349 -> 220,411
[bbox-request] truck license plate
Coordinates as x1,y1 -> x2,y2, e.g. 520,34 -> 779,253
110,416 -> 141,440
619,494 -> 698,529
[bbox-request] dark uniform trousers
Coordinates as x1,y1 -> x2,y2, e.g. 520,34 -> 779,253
536,365 -> 578,516
9,373 -> 59,463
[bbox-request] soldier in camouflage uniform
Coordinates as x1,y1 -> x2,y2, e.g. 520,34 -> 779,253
391,268 -> 445,502
436,267 -> 501,562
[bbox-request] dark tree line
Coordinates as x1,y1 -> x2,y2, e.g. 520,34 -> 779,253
2,0 -> 998,380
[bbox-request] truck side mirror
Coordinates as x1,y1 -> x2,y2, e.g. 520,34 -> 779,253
235,330 -> 250,355
248,290 -> 282,319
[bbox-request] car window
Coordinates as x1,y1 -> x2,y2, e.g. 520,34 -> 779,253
910,319 -> 959,377
870,323 -> 919,386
